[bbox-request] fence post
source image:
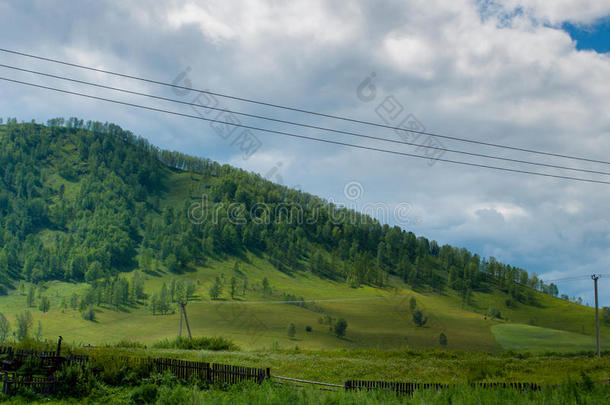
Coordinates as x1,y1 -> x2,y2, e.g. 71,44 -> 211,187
206,363 -> 212,385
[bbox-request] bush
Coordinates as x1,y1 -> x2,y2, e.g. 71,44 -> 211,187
412,310 -> 428,327
152,336 -> 239,351
287,323 -> 296,338
487,306 -> 501,319
114,339 -> 146,349
334,318 -> 348,338
17,355 -> 43,375
55,362 -> 94,397
82,307 -> 96,321
130,383 -> 158,404
305,325 -> 312,332
439,332 -> 448,347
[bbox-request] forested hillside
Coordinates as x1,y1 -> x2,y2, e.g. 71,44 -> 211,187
0,118 -> 561,307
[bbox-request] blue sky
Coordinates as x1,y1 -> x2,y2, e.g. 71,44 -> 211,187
0,0 -> 609,307
564,19 -> 610,53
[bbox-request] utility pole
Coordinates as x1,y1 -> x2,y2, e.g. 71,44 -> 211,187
179,301 -> 192,339
591,274 -> 600,358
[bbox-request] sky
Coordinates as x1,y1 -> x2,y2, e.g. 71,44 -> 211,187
0,0 -> 609,306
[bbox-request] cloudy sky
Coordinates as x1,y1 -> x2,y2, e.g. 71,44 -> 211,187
1,0 -> 609,305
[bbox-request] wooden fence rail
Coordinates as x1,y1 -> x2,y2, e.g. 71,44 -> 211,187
93,355 -> 269,385
345,380 -> 541,395
1,372 -> 59,396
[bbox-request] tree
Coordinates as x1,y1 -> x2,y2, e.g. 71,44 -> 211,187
16,311 -> 33,341
184,280 -> 196,300
0,313 -> 10,342
242,276 -> 248,295
209,276 -> 222,300
70,293 -> 79,310
82,306 -> 96,321
439,332 -> 448,347
158,283 -> 170,314
262,277 -> 271,295
149,293 -> 159,315
409,297 -> 417,312
174,280 -> 185,302
38,296 -> 50,313
334,318 -> 348,338
412,310 -> 428,327
35,321 -> 42,341
287,323 -> 296,338
487,306 -> 501,319
26,285 -> 35,308
230,276 -> 237,299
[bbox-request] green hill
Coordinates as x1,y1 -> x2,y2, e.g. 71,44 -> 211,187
0,118 -> 606,352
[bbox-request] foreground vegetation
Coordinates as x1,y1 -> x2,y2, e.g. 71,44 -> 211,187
2,379 -> 609,405
0,340 -> 608,404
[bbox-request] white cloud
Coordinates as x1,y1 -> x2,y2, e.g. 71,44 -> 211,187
167,3 -> 235,43
1,0 -> 610,305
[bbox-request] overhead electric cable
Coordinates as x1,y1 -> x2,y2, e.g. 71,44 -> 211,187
2,75 -> 610,186
2,62 -> 609,177
2,47 -> 610,165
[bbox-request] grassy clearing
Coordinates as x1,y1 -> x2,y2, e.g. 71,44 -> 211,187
492,324 -> 610,353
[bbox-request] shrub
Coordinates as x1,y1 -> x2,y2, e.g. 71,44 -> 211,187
412,310 -> 428,327
152,336 -> 238,351
17,355 -> 43,375
305,325 -> 312,332
55,362 -> 94,397
439,332 -> 448,347
114,339 -> 146,349
487,306 -> 501,319
334,318 -> 348,338
287,323 -> 296,338
130,383 -> 159,404
82,307 -> 96,321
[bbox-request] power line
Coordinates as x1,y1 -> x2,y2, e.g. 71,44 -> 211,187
543,274 -> 610,284
3,75 -> 610,186
3,62 -> 610,177
2,47 -> 610,166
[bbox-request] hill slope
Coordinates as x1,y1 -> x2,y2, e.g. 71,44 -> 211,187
0,118 -> 606,351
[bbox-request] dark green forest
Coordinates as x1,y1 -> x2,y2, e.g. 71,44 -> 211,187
0,118 -> 560,306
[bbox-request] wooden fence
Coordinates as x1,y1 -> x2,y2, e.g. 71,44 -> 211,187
1,372 -> 59,396
345,380 -> 541,395
92,355 -> 269,385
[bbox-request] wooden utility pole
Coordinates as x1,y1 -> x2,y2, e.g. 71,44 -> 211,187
179,301 -> 192,339
591,274 -> 601,358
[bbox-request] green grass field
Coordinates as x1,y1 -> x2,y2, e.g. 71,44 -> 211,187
0,251 -> 607,355
492,324 -> 610,353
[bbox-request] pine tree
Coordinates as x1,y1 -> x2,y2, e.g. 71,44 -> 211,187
26,285 -> 35,308
38,296 -> 50,313
209,276 -> 222,300
230,276 -> 237,299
